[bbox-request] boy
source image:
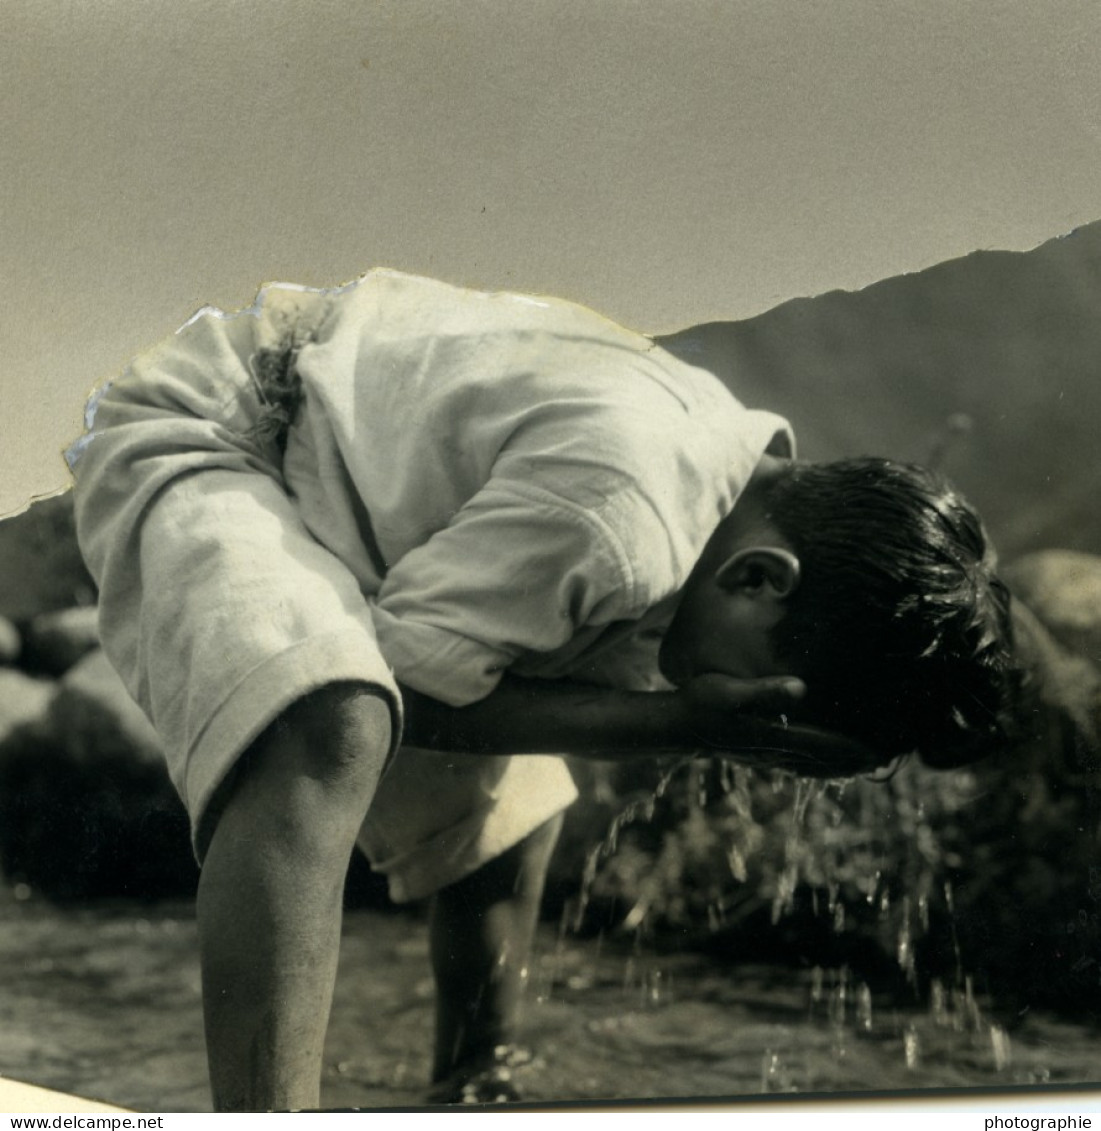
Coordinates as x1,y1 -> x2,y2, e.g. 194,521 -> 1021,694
67,269 -> 1016,1110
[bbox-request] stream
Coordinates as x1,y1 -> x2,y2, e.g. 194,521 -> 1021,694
1,883 -> 1098,1112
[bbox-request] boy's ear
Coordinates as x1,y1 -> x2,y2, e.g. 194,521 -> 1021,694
715,546 -> 801,599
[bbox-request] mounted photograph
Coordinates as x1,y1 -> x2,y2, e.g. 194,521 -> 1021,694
1,0 -> 1099,1114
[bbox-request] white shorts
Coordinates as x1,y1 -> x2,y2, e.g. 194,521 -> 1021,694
67,290 -> 577,900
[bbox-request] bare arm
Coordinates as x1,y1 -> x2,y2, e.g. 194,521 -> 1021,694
400,673 -> 882,778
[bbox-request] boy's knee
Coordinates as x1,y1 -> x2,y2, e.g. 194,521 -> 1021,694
271,681 -> 395,786
200,681 -> 395,862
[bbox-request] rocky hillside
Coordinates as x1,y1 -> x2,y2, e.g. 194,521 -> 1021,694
659,219 -> 1101,559
0,492 -> 93,622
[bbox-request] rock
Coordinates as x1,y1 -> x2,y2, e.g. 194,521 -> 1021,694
0,616 -> 20,665
21,605 -> 101,677
0,667 -> 56,745
0,650 -> 194,899
1004,551 -> 1101,666
48,648 -> 161,766
1010,599 -> 1101,743
0,491 -> 96,622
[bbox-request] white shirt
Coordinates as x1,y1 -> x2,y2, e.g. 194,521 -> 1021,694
276,270 -> 793,705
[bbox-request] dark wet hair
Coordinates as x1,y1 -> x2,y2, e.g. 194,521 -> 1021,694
761,458 -> 1020,769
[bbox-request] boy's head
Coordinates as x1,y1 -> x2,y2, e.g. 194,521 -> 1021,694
659,456 -> 1019,770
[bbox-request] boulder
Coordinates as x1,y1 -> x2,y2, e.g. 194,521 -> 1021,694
0,667 -> 56,746
0,650 -> 194,899
20,605 -> 100,677
48,648 -> 161,766
1004,551 -> 1101,666
0,491 -> 95,622
0,615 -> 21,666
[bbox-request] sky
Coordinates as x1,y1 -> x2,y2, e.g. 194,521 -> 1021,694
3,0 -> 1101,515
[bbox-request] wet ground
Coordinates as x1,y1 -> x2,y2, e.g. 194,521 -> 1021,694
2,884 -> 1099,1112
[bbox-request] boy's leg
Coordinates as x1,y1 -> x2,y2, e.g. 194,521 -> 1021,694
428,812 -> 564,1096
197,682 -> 392,1112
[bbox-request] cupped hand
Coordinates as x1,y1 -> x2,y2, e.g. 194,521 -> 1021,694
682,672 -> 807,717
678,672 -> 884,778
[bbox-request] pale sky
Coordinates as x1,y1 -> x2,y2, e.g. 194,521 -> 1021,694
3,0 -> 1100,515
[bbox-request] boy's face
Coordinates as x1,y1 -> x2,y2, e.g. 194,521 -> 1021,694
658,570 -> 792,686
658,465 -> 802,688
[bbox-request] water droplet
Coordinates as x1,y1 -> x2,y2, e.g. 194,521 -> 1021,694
827,882 -> 840,914
647,968 -> 665,1004
903,1025 -> 921,1069
930,979 -> 951,1028
896,897 -> 916,982
866,870 -> 882,905
828,967 -> 849,1029
727,845 -> 748,882
990,1024 -> 1012,1071
832,902 -> 846,933
760,1050 -> 778,1092
856,982 -> 874,1032
759,1050 -> 795,1093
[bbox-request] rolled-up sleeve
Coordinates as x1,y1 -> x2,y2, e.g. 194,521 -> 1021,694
370,479 -> 642,706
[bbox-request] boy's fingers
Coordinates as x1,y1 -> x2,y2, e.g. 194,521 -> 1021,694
686,673 -> 806,714
681,674 -> 883,777
710,727 -> 883,778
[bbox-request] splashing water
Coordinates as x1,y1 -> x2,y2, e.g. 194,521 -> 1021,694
990,1025 -> 1013,1071
903,1024 -> 922,1070
856,982 -> 874,1033
897,896 -> 916,985
760,1050 -> 797,1094
571,758 -> 691,933
561,747 -> 1047,1095
771,777 -> 828,923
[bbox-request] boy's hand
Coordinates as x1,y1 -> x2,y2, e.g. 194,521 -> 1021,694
678,672 -> 884,778
681,672 -> 807,717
